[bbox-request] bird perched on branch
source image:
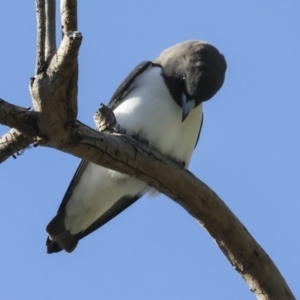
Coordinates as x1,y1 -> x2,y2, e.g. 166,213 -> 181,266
46,40 -> 227,253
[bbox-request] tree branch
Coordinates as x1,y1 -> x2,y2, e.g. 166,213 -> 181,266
0,98 -> 37,137
29,31 -> 81,145
65,122 -> 296,300
0,0 -> 79,161
0,98 -> 37,163
60,0 -> 77,34
45,0 -> 56,58
35,0 -> 46,74
0,129 -> 32,163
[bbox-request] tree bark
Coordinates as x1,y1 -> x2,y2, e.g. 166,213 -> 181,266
45,0 -> 56,57
0,1 -> 295,299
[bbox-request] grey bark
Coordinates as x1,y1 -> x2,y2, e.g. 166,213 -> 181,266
45,0 -> 56,57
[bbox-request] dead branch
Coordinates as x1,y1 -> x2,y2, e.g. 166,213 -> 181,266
35,0 -> 46,73
0,129 -> 32,163
45,0 -> 56,57
61,0 -> 78,34
0,98 -> 37,162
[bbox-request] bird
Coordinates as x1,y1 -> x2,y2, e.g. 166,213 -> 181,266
46,40 -> 227,253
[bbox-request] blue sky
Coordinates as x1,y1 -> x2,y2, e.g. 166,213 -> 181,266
1,1 -> 299,299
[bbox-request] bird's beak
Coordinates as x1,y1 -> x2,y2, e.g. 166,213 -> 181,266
182,94 -> 195,122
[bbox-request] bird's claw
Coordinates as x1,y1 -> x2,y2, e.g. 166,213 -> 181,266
173,158 -> 186,169
113,124 -> 127,134
131,132 -> 149,146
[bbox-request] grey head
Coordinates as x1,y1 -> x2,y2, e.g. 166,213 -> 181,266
153,40 -> 227,120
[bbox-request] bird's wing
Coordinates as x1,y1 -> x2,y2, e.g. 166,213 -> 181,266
108,61 -> 152,110
46,191 -> 141,253
46,160 -> 89,253
46,159 -> 145,253
47,160 -> 146,254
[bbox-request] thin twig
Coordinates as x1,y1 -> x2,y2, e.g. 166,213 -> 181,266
35,0 -> 46,74
45,0 -> 56,58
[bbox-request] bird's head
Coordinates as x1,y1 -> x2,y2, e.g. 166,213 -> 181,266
154,40 -> 227,121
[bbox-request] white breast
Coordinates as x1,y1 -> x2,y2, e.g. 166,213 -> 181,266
113,66 -> 202,166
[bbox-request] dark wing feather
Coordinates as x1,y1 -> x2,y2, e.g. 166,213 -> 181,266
46,160 -> 89,253
108,61 -> 152,110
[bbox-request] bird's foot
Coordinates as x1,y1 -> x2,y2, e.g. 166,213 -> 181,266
94,104 -> 128,134
173,158 -> 186,169
131,132 -> 149,146
94,104 -> 116,132
113,123 -> 127,134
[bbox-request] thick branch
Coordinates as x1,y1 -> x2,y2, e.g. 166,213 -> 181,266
1,2 -> 80,162
30,31 -> 81,144
60,123 -> 295,300
45,0 -> 56,57
60,0 -> 77,34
